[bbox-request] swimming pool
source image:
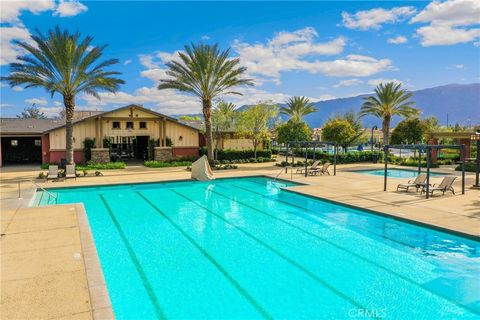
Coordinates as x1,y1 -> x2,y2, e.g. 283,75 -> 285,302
353,168 -> 444,179
34,177 -> 479,319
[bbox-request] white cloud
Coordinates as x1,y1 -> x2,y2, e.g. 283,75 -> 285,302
342,7 -> 416,30
367,78 -> 404,87
388,36 -> 408,44
201,35 -> 210,40
39,107 -> 63,117
0,25 -> 32,65
53,0 -> 88,17
0,103 -> 14,108
24,98 -> 48,106
123,59 -> 132,65
12,86 -> 24,92
0,0 -> 55,24
410,0 -> 480,46
232,27 -> 392,83
317,94 -> 336,101
453,64 -> 465,69
333,79 -> 363,88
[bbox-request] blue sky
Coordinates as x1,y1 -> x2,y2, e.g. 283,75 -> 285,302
1,0 -> 479,118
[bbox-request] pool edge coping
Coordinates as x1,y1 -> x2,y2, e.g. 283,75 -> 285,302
75,202 -> 115,320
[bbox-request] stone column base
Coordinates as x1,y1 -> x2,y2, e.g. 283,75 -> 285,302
154,147 -> 173,161
91,148 -> 110,163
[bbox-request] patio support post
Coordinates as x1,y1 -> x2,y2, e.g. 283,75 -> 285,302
384,145 -> 388,191
313,144 -> 316,161
304,143 -> 308,177
418,146 -> 422,175
285,143 -> 289,173
461,144 -> 465,194
476,138 -> 480,188
333,144 -> 337,176
426,146 -> 431,199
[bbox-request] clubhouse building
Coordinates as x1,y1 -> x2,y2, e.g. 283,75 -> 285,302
0,105 -> 200,167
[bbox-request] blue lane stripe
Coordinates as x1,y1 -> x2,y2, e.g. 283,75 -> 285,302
135,191 -> 273,320
99,195 -> 167,320
170,189 -> 368,313
211,184 -> 480,316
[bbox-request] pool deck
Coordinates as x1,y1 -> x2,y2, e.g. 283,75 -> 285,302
1,162 -> 479,319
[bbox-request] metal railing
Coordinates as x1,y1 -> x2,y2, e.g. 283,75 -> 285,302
5,179 -> 58,204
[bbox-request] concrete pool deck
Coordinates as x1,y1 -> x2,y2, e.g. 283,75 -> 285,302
1,162 -> 479,319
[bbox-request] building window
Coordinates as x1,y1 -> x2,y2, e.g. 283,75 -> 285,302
11,140 -> 18,147
139,121 -> 147,129
126,121 -> 134,129
112,121 -> 120,129
34,139 -> 41,146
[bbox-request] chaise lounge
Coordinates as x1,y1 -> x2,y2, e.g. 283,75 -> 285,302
421,176 -> 457,196
65,164 -> 77,180
296,160 -> 321,174
309,162 -> 331,175
47,165 -> 58,181
397,173 -> 427,192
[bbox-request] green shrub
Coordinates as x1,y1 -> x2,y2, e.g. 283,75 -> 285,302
77,162 -> 126,170
200,147 -> 272,160
455,162 -> 478,172
83,138 -> 96,161
144,160 -> 192,168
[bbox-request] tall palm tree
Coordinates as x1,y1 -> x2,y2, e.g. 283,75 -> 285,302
280,96 -> 317,122
360,82 -> 418,145
2,27 -> 124,164
158,43 -> 253,161
212,101 -> 237,159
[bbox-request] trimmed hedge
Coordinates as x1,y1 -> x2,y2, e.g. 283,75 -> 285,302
200,147 -> 272,160
289,150 -> 382,164
455,162 -> 478,172
144,160 -> 192,168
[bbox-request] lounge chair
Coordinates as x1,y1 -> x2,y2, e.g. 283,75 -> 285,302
396,173 -> 427,192
47,165 -> 58,181
309,162 -> 331,175
421,176 -> 457,196
296,160 -> 321,174
65,164 -> 76,180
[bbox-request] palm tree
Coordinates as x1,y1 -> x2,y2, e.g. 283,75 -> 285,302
360,82 -> 418,145
158,43 -> 253,161
2,27 -> 124,164
212,101 -> 237,160
280,96 -> 317,122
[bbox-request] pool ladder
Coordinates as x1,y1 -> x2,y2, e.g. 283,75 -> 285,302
31,181 -> 58,205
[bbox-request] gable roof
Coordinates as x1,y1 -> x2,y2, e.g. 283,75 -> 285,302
0,118 -> 65,135
43,104 -> 200,133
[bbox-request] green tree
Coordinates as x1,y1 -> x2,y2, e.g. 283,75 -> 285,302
276,120 -> 312,144
390,118 -> 427,145
280,96 -> 317,122
17,104 -> 46,119
179,115 -> 202,121
212,101 -> 237,159
360,82 -> 418,145
322,119 -> 356,146
2,27 -> 124,164
237,102 -> 278,158
158,43 -> 253,161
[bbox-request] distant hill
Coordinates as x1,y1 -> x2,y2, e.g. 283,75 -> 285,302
174,83 -> 480,128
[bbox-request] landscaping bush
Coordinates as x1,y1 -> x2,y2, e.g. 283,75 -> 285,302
144,160 -> 192,168
200,147 -> 272,160
83,138 -> 95,161
455,162 -> 478,172
78,162 -> 126,170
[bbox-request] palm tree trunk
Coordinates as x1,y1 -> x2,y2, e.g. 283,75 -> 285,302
203,99 -> 214,161
64,94 -> 75,165
382,116 -> 391,146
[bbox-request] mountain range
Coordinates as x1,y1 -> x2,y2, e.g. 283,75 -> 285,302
175,83 -> 480,128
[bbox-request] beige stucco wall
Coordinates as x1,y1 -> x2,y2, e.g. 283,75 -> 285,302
49,109 -> 199,149
222,138 -> 261,150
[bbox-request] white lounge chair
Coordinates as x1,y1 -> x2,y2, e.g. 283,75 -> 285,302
296,160 -> 321,174
65,164 -> 76,180
47,165 -> 58,181
421,176 -> 457,196
309,162 -> 331,175
397,173 -> 427,192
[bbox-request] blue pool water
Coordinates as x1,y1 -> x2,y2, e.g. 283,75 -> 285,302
34,177 -> 479,319
354,168 -> 444,179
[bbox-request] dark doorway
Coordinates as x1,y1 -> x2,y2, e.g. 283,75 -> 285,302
135,136 -> 149,160
1,136 -> 42,164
